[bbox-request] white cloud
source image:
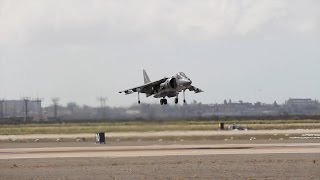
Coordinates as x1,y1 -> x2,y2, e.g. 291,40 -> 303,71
0,0 -> 319,47
297,22 -> 318,33
233,0 -> 286,35
0,0 -> 319,106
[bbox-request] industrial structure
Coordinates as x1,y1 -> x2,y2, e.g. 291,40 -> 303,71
0,98 -> 319,123
0,98 -> 42,122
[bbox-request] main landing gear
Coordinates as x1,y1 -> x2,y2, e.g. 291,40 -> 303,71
183,90 -> 186,104
174,91 -> 187,104
141,90 -> 188,105
163,90 -> 187,105
160,98 -> 167,105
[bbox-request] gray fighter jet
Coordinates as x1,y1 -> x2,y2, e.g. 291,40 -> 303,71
119,70 -> 203,105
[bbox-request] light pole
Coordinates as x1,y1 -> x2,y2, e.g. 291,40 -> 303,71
52,97 -> 60,121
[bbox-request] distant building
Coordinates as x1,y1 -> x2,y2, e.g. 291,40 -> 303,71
0,99 -> 42,120
285,98 -> 318,106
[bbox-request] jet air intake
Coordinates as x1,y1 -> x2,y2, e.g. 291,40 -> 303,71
160,78 -> 177,90
169,78 -> 177,89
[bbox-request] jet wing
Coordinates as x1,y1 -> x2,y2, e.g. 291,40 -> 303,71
119,77 -> 168,95
188,86 -> 203,93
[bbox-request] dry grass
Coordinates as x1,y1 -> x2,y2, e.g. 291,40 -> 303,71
1,120 -> 320,135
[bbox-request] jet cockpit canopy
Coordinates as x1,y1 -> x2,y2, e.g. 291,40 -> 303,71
176,72 -> 189,79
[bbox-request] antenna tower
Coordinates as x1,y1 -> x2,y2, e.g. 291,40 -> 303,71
97,97 -> 107,119
52,97 -> 60,121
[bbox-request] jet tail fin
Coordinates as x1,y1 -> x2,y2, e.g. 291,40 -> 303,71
143,69 -> 151,84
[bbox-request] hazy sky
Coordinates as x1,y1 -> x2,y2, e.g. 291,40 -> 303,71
0,0 -> 319,107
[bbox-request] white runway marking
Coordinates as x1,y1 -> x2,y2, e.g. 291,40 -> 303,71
1,143 -> 319,160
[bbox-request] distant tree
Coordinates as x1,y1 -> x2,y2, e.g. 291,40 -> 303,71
254,102 -> 262,107
83,105 -> 91,110
66,102 -> 79,113
224,100 -> 227,105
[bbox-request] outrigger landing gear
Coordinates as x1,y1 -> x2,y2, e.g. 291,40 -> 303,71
183,90 -> 186,104
160,98 -> 167,105
138,92 -> 141,104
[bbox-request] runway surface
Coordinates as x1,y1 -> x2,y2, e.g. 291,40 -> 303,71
1,143 -> 319,160
2,129 -> 320,141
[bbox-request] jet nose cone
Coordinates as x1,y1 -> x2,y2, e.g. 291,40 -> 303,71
183,79 -> 192,86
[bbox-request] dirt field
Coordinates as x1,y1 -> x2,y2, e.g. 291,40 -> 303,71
1,154 -> 319,179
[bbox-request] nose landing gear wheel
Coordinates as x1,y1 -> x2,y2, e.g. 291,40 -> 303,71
175,98 -> 179,104
137,92 -> 141,104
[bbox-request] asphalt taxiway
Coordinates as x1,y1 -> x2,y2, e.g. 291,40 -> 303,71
1,143 -> 319,160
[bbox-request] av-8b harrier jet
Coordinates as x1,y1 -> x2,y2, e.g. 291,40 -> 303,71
119,70 -> 203,105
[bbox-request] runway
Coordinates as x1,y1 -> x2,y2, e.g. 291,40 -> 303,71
1,143 -> 320,160
2,129 -> 320,141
